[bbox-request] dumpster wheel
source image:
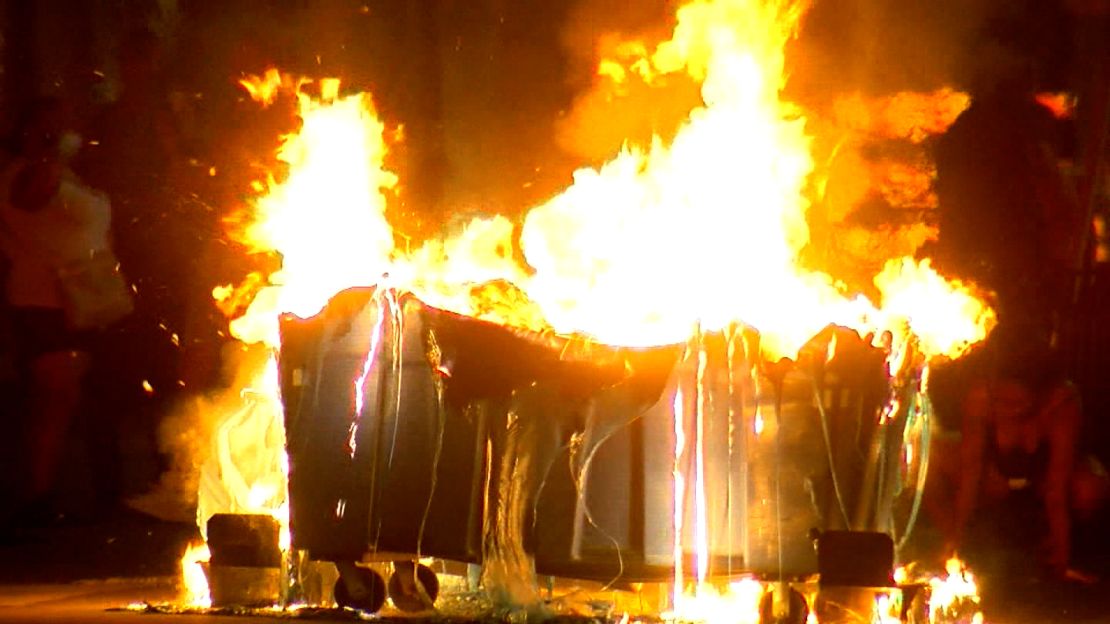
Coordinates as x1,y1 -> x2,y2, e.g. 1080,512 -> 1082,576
758,586 -> 808,624
388,562 -> 439,612
334,565 -> 387,613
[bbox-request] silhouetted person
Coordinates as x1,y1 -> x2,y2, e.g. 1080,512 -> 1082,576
0,97 -> 116,519
925,35 -> 1106,579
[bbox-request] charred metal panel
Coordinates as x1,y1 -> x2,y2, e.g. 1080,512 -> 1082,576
532,327 -> 896,580
530,331 -> 832,579
280,291 -> 375,561
279,289 -> 487,563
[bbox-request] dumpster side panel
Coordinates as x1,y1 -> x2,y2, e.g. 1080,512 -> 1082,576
282,292 -> 485,563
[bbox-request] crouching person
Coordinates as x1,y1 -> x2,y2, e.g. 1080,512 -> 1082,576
927,337 -> 1107,581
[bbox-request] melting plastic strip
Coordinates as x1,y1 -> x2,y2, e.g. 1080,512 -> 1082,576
808,375 -> 853,529
895,390 -> 932,553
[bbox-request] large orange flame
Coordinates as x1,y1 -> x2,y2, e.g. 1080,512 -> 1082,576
831,88 -> 971,143
228,75 -> 397,347
519,0 -> 834,358
513,0 -> 991,360
226,0 -> 993,363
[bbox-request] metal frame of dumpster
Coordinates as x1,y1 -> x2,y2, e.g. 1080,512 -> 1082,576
531,325 -> 904,582
278,287 -> 919,593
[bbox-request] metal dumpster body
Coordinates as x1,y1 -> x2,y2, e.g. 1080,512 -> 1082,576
279,288 -> 913,585
531,327 -> 894,581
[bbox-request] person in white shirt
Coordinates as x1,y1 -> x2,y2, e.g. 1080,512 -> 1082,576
0,97 -> 113,518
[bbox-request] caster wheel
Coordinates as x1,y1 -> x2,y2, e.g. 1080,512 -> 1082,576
759,587 -> 809,624
334,567 -> 386,613
388,563 -> 439,612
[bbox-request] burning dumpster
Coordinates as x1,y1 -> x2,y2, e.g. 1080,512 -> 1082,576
278,286 -> 929,617
191,1 -> 996,621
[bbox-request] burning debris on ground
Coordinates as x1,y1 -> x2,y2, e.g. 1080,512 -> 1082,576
0,1 -> 1107,624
